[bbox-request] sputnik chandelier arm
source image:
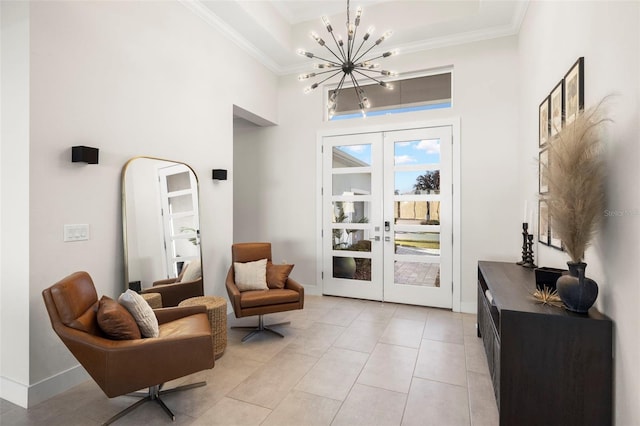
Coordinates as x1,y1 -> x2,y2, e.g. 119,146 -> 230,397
297,0 -> 398,117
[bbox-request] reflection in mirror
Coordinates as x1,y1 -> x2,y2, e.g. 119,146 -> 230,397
122,157 -> 202,294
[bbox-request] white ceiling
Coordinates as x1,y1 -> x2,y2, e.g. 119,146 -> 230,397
184,0 -> 529,75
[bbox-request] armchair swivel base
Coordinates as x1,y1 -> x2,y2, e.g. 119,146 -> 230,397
104,382 -> 205,425
231,314 -> 290,342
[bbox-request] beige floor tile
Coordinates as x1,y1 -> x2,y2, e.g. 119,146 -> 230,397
163,355 -> 263,417
224,323 -> 295,363
414,339 -> 467,386
355,302 -> 398,324
463,313 -> 479,336
285,322 -> 346,358
192,397 -> 270,426
357,343 -> 418,393
423,312 -> 464,344
261,390 -> 341,426
333,318 -> 386,353
295,347 -> 369,400
317,305 -> 364,327
227,350 -> 317,409
332,383 -> 407,426
379,317 -> 425,349
393,304 -> 430,322
467,371 -> 498,426
464,334 -> 490,376
402,378 -> 470,426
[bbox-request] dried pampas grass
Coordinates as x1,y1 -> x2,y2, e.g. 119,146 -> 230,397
541,98 -> 610,262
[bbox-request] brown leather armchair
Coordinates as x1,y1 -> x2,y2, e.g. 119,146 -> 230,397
42,271 -> 214,425
226,242 -> 304,342
141,260 -> 203,307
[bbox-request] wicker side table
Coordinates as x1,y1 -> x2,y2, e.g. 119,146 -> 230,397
178,296 -> 227,359
140,292 -> 162,309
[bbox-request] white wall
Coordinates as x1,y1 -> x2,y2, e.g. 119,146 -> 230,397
1,0 -> 277,407
518,2 -> 640,424
235,36 -> 521,311
0,0 -> 31,407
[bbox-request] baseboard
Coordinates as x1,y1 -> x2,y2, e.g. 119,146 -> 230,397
0,376 -> 28,408
1,364 -> 90,408
460,301 -> 477,314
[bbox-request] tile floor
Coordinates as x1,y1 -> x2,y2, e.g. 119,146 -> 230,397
0,296 -> 498,426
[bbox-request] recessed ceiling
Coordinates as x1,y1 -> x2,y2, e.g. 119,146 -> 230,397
185,0 -> 529,75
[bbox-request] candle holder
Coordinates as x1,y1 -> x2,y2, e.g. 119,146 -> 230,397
522,234 -> 537,268
516,223 -> 528,265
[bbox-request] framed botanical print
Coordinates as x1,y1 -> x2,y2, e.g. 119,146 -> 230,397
550,80 -> 564,137
539,148 -> 549,194
538,199 -> 550,245
564,57 -> 584,125
539,96 -> 550,147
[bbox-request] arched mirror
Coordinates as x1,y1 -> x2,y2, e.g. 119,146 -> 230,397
122,157 -> 202,302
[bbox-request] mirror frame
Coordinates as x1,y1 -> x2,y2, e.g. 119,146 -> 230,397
121,156 -> 203,291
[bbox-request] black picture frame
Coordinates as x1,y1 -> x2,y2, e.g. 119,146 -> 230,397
550,80 -> 564,137
564,57 -> 584,125
538,199 -> 550,245
539,96 -> 550,147
539,148 -> 549,194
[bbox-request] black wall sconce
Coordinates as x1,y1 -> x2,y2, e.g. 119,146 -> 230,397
212,169 -> 228,180
71,146 -> 99,164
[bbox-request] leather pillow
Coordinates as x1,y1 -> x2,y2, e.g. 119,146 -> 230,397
96,296 -> 141,340
118,289 -> 159,338
266,263 -> 294,289
234,258 -> 268,291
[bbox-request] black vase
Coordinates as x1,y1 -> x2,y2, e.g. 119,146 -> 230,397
556,261 -> 598,313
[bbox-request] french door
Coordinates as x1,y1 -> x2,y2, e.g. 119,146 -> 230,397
158,164 -> 200,278
322,126 -> 452,308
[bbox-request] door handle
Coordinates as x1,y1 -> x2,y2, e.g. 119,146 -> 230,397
384,236 -> 391,242
369,236 -> 381,241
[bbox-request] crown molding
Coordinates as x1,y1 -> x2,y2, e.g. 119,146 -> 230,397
179,0 -> 285,75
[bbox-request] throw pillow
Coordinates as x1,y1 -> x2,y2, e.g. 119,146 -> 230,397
118,289 -> 159,338
180,258 -> 202,283
234,258 -> 268,291
96,296 -> 141,340
266,262 -> 294,289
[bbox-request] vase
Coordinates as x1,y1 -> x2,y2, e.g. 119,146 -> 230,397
556,261 -> 598,313
333,256 -> 356,279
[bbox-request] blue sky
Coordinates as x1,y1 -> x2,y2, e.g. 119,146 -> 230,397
336,139 -> 440,194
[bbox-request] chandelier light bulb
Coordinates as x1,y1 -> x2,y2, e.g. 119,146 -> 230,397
337,35 -> 344,47
363,26 -> 374,41
322,16 -> 333,32
298,73 -> 316,81
355,7 -> 362,24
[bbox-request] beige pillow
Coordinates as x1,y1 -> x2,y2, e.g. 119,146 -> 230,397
180,258 -> 201,283
234,258 -> 268,291
118,289 -> 159,338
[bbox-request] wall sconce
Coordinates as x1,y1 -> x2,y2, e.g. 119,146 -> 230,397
212,169 -> 228,180
71,146 -> 99,164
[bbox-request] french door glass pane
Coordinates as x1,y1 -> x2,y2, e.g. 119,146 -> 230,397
394,170 -> 441,194
393,139 -> 440,164
394,201 -> 440,224
394,262 -> 440,287
166,171 -> 191,192
332,201 -> 369,223
168,194 -> 193,213
333,145 -> 372,167
394,231 -> 440,255
332,256 -> 372,281
332,173 -> 371,195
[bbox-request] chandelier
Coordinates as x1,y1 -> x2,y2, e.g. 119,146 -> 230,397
297,0 -> 397,118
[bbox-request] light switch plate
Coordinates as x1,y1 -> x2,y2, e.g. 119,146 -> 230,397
64,224 -> 89,242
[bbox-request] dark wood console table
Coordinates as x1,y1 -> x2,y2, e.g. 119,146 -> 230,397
477,261 -> 612,426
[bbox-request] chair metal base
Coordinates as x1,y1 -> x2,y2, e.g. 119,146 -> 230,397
102,381 -> 206,425
232,315 -> 290,342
